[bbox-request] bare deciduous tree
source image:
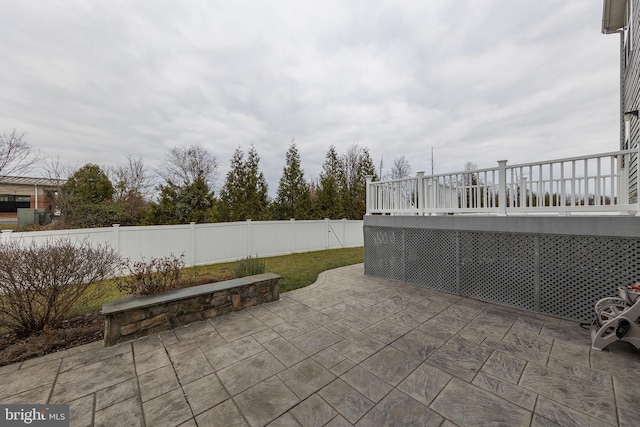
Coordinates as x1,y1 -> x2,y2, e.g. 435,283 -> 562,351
159,144 -> 218,190
342,144 -> 362,192
390,155 -> 412,179
43,153 -> 74,182
111,155 -> 154,202
0,130 -> 40,176
41,153 -> 75,222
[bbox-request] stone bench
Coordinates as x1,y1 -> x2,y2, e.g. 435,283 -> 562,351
101,273 -> 280,346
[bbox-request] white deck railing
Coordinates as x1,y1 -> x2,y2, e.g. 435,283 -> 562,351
366,149 -> 640,216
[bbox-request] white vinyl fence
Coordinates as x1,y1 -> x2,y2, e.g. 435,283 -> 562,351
0,219 -> 364,266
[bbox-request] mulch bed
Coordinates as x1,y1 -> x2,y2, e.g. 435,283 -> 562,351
0,311 -> 104,367
0,276 -> 232,367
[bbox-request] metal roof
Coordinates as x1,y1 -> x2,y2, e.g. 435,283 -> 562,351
0,176 -> 66,187
602,0 -> 627,34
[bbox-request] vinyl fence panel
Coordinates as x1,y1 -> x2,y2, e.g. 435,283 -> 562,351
0,219 -> 363,267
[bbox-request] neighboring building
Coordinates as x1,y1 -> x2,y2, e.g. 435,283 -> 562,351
603,0 -> 639,201
0,176 -> 64,221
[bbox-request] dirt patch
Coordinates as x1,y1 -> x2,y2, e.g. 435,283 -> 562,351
0,276 -> 232,367
0,311 -> 105,367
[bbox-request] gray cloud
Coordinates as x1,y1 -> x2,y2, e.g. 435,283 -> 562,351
0,0 -> 620,195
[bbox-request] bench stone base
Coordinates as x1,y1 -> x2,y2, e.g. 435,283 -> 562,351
101,273 -> 280,346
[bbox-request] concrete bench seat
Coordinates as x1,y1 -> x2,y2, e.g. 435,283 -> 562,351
101,273 -> 280,346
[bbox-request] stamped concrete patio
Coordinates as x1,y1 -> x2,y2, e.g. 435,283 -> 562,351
1,264 -> 639,426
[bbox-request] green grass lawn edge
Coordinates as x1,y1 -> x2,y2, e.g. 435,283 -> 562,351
80,246 -> 364,314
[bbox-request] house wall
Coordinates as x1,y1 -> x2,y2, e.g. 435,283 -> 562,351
363,215 -> 640,323
622,0 -> 640,201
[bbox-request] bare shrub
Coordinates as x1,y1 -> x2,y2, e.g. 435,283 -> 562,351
0,238 -> 119,337
234,255 -> 266,278
116,254 -> 186,296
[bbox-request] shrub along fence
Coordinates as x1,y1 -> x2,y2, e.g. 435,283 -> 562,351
0,219 -> 363,267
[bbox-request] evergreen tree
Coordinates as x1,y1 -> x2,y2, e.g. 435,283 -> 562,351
244,145 -> 270,220
58,164 -> 121,228
314,146 -> 345,219
63,164 -> 114,204
146,144 -> 217,225
216,145 -> 269,222
274,142 -> 311,219
215,148 -> 244,222
341,144 -> 377,220
353,146 -> 377,218
146,177 -> 214,224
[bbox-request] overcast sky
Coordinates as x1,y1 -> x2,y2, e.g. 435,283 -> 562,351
0,0 -> 621,195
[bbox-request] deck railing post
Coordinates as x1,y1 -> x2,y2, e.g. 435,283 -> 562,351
365,175 -> 373,215
498,160 -> 508,216
416,172 -> 425,215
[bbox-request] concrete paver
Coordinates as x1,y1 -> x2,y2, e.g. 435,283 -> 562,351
263,336 -> 308,367
234,376 -> 300,427
277,359 -> 335,400
217,351 -> 285,396
290,394 -> 337,427
431,377 -> 532,426
356,389 -> 443,427
1,263 -> 638,426
397,362 -> 451,407
318,379 -> 374,424
340,365 -> 392,403
195,399 -> 247,427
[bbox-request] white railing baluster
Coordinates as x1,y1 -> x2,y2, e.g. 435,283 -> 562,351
571,160 -> 576,207
610,156 -> 615,205
560,162 -> 565,207
365,149 -> 637,216
583,158 -> 589,205
596,158 -> 602,206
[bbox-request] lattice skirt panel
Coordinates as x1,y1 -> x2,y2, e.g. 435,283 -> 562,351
364,226 -> 404,281
459,232 -> 537,311
539,236 -> 640,323
404,228 -> 457,293
365,224 -> 640,323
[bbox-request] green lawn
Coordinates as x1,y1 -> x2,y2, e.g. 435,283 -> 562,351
79,247 -> 364,314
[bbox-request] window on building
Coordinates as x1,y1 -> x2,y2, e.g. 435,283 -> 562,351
625,119 -> 631,150
0,195 -> 31,213
625,0 -> 634,65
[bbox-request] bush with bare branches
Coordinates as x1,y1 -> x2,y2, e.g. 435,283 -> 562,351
0,238 -> 119,337
115,254 -> 186,296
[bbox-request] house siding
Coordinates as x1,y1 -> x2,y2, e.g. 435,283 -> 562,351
622,0 -> 640,202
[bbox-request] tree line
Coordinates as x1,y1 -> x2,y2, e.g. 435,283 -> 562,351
46,141 -> 378,228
